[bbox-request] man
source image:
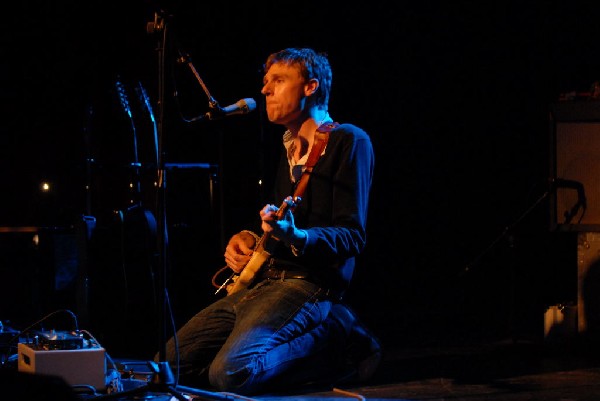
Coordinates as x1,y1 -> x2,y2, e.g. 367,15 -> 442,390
162,47 -> 379,395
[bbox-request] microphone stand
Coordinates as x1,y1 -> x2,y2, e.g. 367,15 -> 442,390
459,178 -> 585,344
461,178 -> 586,277
176,47 -> 227,250
92,11 -> 233,401
93,10 -> 186,401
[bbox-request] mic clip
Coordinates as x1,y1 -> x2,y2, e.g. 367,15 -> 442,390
205,104 -> 225,121
186,98 -> 220,123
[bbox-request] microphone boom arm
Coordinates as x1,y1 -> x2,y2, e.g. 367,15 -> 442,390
176,49 -> 256,123
177,49 -> 220,112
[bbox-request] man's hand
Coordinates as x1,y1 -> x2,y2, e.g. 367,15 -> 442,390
223,231 -> 257,273
260,197 -> 307,251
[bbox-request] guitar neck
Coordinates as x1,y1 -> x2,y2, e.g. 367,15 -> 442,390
254,232 -> 272,254
254,197 -> 294,253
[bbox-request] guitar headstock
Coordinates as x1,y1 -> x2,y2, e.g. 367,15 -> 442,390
136,81 -> 156,122
115,78 -> 132,119
276,196 -> 301,219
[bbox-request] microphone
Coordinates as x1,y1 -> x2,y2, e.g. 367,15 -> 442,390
207,98 -> 257,120
186,98 -> 257,123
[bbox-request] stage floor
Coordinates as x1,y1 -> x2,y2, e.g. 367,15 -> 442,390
88,338 -> 600,401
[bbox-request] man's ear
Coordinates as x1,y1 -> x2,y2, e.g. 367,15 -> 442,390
305,78 -> 319,96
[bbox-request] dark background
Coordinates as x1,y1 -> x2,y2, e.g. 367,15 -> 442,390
1,1 -> 599,358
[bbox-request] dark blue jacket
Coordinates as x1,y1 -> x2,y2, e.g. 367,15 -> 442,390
271,123 -> 375,295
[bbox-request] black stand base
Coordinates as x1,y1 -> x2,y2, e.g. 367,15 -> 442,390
91,361 -> 233,400
92,362 -> 186,400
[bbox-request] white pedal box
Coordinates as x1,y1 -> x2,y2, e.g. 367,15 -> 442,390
17,342 -> 107,391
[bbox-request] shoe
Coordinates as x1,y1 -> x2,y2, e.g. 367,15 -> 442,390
329,303 -> 383,383
345,317 -> 382,382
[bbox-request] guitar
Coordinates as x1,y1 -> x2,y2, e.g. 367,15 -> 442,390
217,196 -> 300,295
135,81 -> 159,167
115,78 -> 142,205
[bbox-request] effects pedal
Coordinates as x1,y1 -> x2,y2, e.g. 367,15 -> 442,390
18,331 -> 106,391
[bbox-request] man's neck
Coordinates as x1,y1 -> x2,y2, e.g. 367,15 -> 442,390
290,111 -> 330,140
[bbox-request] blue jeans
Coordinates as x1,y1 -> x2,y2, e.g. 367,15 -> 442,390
162,278 -> 344,394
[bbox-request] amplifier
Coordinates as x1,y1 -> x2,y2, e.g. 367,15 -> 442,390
18,342 -> 106,391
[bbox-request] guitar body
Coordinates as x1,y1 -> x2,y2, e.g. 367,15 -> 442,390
226,197 -> 298,295
230,249 -> 271,292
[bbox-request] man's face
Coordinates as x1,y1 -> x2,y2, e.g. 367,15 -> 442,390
261,62 -> 308,125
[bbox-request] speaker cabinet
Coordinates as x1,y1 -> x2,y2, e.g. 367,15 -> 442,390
550,101 -> 600,231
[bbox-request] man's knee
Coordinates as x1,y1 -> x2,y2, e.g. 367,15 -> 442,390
208,356 -> 256,394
